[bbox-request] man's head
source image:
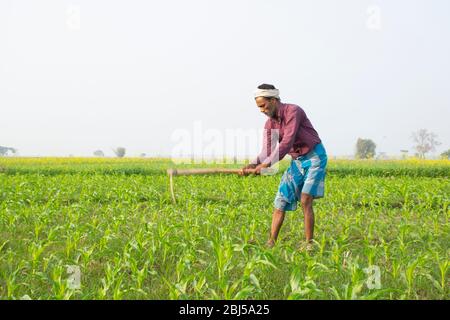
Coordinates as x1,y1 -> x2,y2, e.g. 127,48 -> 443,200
254,84 -> 280,119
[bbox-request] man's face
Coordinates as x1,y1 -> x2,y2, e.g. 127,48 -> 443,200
256,97 -> 278,119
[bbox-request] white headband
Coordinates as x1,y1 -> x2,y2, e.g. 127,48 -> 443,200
254,88 -> 280,99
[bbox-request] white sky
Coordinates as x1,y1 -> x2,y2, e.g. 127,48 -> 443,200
1,0 -> 449,157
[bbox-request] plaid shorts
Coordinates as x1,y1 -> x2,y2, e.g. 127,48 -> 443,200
274,143 -> 328,211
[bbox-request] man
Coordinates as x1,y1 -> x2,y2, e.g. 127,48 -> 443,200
240,84 -> 327,249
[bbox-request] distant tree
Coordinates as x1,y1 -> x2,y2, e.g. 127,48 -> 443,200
400,150 -> 409,159
113,147 -> 126,158
411,129 -> 441,159
376,152 -> 387,160
440,149 -> 450,160
140,153 -> 146,157
0,146 -> 8,156
93,150 -> 105,157
355,138 -> 376,159
0,146 -> 17,156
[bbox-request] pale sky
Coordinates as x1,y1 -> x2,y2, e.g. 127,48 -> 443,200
1,0 -> 449,158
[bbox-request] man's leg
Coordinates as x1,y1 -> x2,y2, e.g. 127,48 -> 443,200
267,208 -> 285,247
301,193 -> 314,243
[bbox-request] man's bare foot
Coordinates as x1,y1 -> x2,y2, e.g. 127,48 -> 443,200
266,239 -> 275,248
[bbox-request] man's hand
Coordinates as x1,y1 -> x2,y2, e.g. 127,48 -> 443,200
239,163 -> 270,176
238,163 -> 257,176
254,163 -> 270,175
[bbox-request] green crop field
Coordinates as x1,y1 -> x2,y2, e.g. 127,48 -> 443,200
0,158 -> 448,300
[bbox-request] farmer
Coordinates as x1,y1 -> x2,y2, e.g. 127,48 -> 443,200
240,84 -> 327,249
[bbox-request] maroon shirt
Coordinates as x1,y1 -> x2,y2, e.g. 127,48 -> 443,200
252,103 -> 322,166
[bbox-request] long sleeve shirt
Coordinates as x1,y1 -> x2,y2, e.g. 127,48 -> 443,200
251,103 -> 322,166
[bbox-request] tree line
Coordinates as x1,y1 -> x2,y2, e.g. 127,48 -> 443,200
356,129 -> 447,159
1,129 -> 449,159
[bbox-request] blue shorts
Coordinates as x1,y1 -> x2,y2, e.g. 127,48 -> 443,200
274,143 -> 328,211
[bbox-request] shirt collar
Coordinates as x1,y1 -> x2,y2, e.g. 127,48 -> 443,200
274,102 -> 285,123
